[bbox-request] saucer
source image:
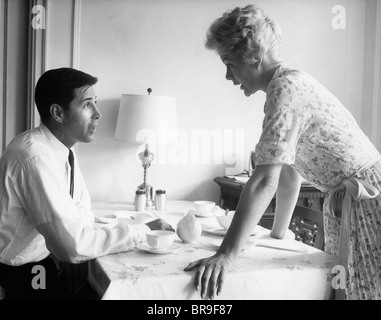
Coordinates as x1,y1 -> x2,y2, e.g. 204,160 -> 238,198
202,225 -> 271,237
118,212 -> 156,225
136,243 -> 183,255
202,227 -> 226,236
194,210 -> 215,218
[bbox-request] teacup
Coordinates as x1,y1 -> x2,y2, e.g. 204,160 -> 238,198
194,201 -> 216,215
146,230 -> 175,250
216,210 -> 235,230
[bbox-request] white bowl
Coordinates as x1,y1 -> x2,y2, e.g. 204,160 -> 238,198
194,201 -> 216,215
216,211 -> 235,230
146,230 -> 175,250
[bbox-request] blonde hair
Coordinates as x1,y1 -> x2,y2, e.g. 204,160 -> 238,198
205,4 -> 282,63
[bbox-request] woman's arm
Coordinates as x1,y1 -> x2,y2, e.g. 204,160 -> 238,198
185,164 -> 283,299
271,165 -> 303,239
218,164 -> 282,259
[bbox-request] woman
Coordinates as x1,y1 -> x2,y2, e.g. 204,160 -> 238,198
185,4 -> 381,300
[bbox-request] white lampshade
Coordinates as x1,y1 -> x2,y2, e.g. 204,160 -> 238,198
114,94 -> 177,143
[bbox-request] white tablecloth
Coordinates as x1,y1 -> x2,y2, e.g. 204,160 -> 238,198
88,201 -> 337,300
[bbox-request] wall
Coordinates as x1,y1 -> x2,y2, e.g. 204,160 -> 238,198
0,0 -> 29,153
362,0 -> 381,151
2,0 -> 380,205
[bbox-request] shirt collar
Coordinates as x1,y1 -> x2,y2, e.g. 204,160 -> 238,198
39,123 -> 74,164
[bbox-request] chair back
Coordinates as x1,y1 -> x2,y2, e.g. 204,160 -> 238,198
289,205 -> 324,250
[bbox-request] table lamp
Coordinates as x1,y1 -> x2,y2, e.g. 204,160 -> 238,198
114,89 -> 177,207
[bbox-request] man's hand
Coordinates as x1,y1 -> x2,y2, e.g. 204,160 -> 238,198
184,252 -> 234,300
146,218 -> 174,232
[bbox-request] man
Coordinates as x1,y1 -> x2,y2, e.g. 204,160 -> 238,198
0,68 -> 173,299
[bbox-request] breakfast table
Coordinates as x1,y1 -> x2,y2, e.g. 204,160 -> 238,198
88,201 -> 337,300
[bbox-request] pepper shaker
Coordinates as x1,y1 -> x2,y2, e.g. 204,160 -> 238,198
155,189 -> 166,212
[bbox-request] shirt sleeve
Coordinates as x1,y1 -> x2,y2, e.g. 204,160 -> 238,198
13,153 -> 149,263
255,78 -> 311,166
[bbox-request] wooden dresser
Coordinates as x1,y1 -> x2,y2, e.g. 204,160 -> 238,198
214,176 -> 326,229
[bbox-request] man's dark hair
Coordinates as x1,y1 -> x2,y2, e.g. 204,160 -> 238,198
35,67 -> 98,121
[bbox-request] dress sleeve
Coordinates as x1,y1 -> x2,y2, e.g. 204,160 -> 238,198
255,78 -> 311,166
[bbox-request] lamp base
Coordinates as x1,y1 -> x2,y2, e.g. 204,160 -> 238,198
138,183 -> 154,208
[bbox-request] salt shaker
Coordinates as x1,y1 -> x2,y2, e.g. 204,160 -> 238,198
155,189 -> 166,212
135,190 -> 146,212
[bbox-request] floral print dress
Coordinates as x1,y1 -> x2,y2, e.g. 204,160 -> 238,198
254,65 -> 381,300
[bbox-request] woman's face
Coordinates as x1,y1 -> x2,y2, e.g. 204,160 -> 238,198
221,51 -> 263,96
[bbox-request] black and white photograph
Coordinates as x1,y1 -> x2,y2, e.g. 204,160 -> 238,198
0,0 -> 380,305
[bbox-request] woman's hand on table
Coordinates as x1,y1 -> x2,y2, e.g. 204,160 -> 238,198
184,252 -> 233,300
146,219 -> 175,232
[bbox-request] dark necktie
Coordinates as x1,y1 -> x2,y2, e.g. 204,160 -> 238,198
68,150 -> 74,198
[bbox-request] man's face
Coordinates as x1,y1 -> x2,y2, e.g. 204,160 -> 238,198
61,85 -> 101,148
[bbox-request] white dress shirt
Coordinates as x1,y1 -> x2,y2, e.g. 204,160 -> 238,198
0,124 -> 149,266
